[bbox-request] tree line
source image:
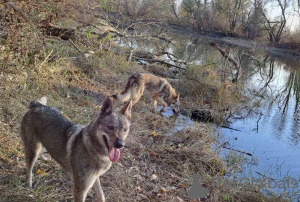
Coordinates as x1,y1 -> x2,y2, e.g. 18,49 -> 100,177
98,0 -> 300,44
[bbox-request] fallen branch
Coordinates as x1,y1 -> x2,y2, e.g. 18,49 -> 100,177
221,145 -> 252,156
209,42 -> 239,69
209,42 -> 241,82
128,49 -> 134,62
220,125 -> 242,132
156,51 -> 187,65
69,39 -> 88,61
120,21 -> 173,43
37,50 -> 53,68
132,56 -> 186,71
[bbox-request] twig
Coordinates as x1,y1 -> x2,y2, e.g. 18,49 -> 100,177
220,125 -> 242,132
69,39 -> 88,61
256,113 -> 263,133
128,49 -> 134,62
37,50 -> 53,68
254,171 -> 276,180
222,145 -> 252,156
34,50 -> 53,74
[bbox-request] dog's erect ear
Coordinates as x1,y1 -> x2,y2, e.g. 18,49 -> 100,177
120,100 -> 132,120
100,97 -> 113,117
37,96 -> 47,105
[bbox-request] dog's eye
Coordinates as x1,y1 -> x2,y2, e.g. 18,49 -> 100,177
124,127 -> 128,131
107,126 -> 114,130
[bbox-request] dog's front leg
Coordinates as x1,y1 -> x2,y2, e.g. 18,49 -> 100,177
151,96 -> 157,113
92,178 -> 105,202
73,186 -> 87,202
154,96 -> 168,112
73,174 -> 96,202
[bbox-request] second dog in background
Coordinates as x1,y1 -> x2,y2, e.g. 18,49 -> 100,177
113,73 -> 180,113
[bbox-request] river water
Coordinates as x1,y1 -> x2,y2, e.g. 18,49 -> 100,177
115,35 -> 300,201
220,54 -> 300,200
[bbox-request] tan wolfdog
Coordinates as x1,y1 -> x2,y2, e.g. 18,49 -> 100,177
20,96 -> 132,202
113,73 -> 180,113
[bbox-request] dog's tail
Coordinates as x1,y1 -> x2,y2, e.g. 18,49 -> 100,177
113,89 -> 132,103
113,74 -> 142,103
29,96 -> 47,109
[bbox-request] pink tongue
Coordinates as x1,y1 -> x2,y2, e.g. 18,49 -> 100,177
109,147 -> 120,162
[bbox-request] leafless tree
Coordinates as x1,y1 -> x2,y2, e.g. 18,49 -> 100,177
214,0 -> 246,34
169,0 -> 181,23
242,0 -> 265,39
181,0 -> 213,31
256,0 -> 289,43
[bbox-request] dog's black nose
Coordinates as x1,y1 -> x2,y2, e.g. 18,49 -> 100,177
114,139 -> 124,148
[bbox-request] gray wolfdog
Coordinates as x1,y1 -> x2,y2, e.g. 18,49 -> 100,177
113,73 -> 180,113
20,96 -> 132,202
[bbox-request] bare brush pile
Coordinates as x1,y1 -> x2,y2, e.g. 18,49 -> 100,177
0,1 -> 288,202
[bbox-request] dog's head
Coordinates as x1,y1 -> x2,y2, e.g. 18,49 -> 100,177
171,89 -> 180,114
95,97 -> 132,162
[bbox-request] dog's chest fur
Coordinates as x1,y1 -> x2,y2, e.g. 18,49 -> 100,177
67,127 -> 112,177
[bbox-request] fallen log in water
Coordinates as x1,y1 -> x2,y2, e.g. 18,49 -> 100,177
191,109 -> 214,122
209,42 -> 241,82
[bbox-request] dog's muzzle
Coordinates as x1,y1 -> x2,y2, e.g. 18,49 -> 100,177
171,105 -> 179,114
114,138 -> 124,149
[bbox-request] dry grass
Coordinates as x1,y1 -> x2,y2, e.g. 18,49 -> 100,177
0,1 -> 290,202
174,64 -> 240,124
0,38 -> 218,201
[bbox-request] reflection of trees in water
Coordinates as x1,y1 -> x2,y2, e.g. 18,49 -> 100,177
171,39 -> 215,64
258,55 -> 300,114
278,60 -> 300,114
262,56 -> 275,89
258,55 -> 300,144
282,65 -> 300,146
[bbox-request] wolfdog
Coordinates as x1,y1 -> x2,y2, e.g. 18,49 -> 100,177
113,73 -> 180,113
20,96 -> 132,202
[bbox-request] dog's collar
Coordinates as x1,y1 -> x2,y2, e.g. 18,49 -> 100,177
103,135 -> 110,152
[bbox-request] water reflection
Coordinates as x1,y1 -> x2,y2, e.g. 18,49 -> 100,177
222,54 -> 300,200
253,55 -> 300,145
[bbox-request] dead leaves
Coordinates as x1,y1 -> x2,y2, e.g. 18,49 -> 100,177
36,168 -> 51,176
151,130 -> 159,137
